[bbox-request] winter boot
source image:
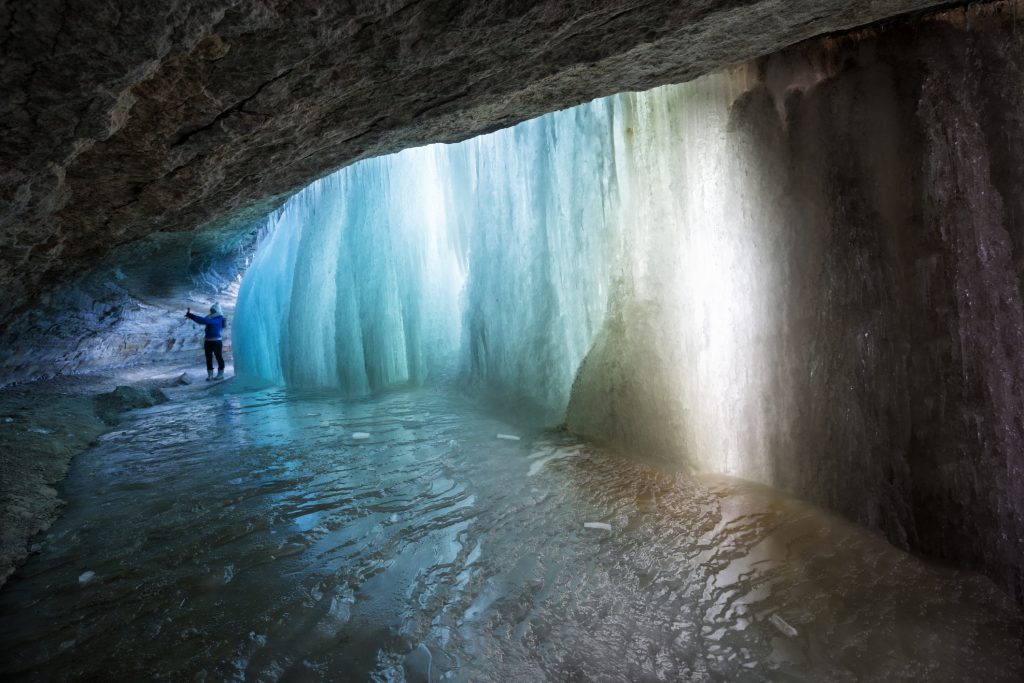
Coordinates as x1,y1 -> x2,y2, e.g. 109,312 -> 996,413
216,370 -> 225,380
206,371 -> 214,381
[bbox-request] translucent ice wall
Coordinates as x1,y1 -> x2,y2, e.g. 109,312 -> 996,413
234,149 -> 465,394
445,104 -> 618,412
567,72 -> 784,478
234,101 -> 620,415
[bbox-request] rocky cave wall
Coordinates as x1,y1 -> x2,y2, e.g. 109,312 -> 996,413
567,3 -> 1024,602
0,224 -> 255,385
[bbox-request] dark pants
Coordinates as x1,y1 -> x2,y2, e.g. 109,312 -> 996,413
204,340 -> 225,373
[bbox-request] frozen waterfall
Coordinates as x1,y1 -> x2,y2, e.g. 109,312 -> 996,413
235,69 -> 779,458
234,97 -> 622,417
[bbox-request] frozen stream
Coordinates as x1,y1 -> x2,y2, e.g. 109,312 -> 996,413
1,382 -> 1022,681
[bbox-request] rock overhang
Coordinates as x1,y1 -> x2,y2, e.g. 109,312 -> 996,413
1,0 -> 949,327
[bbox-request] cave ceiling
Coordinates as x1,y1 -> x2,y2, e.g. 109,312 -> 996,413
1,0 -> 945,322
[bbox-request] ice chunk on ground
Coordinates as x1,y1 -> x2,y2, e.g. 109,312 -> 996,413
769,614 -> 798,637
528,458 -> 551,477
584,522 -> 612,531
496,433 -> 520,441
78,570 -> 96,584
352,432 -> 370,439
528,450 -> 579,476
404,643 -> 432,683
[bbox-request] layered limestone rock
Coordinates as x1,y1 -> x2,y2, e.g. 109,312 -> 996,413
2,0 -> 943,332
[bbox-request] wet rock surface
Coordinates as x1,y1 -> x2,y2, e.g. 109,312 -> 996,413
95,385 -> 169,423
0,0 -> 943,326
0,366 -> 224,588
0,377 -> 107,587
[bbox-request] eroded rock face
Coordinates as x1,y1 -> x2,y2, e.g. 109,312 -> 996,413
0,223 -> 251,386
1,0 -> 943,328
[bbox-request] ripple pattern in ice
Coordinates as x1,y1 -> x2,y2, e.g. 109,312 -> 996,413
0,385 -> 1021,681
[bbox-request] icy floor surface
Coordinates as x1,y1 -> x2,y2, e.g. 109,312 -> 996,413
0,383 -> 1021,681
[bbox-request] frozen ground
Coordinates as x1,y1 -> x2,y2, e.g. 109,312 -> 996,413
0,380 -> 1021,681
0,364 -> 209,587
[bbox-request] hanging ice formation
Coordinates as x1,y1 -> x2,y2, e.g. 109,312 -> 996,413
234,98 -> 620,417
235,70 -> 772,438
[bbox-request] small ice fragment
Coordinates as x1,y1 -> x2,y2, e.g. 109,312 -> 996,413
769,614 -> 798,637
404,643 -> 432,683
78,570 -> 96,584
27,427 -> 52,434
705,627 -> 727,642
4,417 -> 14,423
584,522 -> 612,531
528,450 -> 577,476
496,433 -> 520,441
352,432 -> 370,439
527,459 -> 549,477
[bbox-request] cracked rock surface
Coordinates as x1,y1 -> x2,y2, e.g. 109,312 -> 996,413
1,0 -> 943,326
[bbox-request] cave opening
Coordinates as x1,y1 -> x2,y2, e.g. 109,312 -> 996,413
3,2 -> 1024,680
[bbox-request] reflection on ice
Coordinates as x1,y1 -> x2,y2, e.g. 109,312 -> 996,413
0,384 -> 1021,681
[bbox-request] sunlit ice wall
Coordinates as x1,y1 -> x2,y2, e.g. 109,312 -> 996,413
566,68 -> 786,479
234,65 -> 789,481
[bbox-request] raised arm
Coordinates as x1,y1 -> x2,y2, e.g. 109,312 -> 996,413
186,311 -> 212,325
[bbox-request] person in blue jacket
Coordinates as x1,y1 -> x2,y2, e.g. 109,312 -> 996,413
185,303 -> 227,381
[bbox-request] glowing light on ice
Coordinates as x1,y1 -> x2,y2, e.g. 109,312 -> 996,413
235,68 -> 780,476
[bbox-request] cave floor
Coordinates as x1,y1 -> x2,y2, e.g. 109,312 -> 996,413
0,380 -> 1021,681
